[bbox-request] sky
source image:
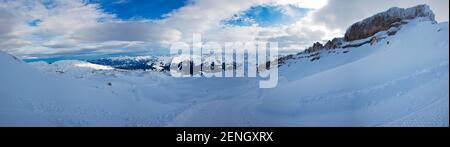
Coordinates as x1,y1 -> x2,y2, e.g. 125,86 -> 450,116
0,0 -> 448,59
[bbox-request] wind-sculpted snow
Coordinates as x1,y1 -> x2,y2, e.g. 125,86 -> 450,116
1,17 -> 449,126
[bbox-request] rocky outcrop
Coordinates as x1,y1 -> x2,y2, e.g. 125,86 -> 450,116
344,4 -> 436,41
277,4 -> 438,65
324,37 -> 344,49
305,42 -> 324,53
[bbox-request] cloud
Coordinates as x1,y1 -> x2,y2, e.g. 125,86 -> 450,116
72,21 -> 181,43
274,0 -> 328,9
0,0 -> 114,53
0,9 -> 16,37
161,0 -> 269,40
158,0 -> 335,53
113,0 -> 130,5
0,0 -> 177,57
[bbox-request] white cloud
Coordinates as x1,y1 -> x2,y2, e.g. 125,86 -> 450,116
0,0 -> 179,57
113,0 -> 130,5
71,21 -> 181,43
161,0 -> 271,40
0,9 -> 16,37
274,0 -> 328,9
157,0 -> 336,53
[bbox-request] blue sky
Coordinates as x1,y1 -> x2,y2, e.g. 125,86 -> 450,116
91,0 -> 189,20
93,0 -> 309,26
225,5 -> 311,27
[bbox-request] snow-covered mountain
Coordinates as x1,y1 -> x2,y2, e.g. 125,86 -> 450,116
86,56 -> 171,71
0,5 -> 448,126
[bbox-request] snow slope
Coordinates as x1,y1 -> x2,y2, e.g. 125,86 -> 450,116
0,18 -> 448,127
166,19 -> 449,127
0,53 -> 197,126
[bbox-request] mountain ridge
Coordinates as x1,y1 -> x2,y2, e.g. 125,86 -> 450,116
345,4 -> 436,41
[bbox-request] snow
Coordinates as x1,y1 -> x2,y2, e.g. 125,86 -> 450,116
1,18 -> 449,126
29,60 -> 116,79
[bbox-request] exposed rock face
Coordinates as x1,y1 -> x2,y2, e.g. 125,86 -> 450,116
305,42 -> 324,53
312,42 -> 323,50
277,4 -> 437,65
344,4 -> 436,41
324,37 -> 344,49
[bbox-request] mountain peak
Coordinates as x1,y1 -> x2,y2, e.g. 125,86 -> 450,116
344,4 -> 436,41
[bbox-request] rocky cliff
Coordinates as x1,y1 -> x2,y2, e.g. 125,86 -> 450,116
344,4 -> 436,41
